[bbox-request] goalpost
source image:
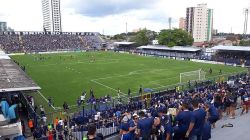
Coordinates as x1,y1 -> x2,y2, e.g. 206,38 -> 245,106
180,69 -> 206,83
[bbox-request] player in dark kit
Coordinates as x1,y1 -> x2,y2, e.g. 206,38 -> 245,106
139,85 -> 143,96
128,88 -> 131,97
209,68 -> 212,74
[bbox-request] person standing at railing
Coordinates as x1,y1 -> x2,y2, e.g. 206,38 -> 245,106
28,119 -> 34,133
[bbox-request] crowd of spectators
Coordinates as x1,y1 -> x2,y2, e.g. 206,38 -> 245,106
0,33 -> 103,53
26,73 -> 250,140
212,51 -> 250,66
0,34 -> 22,53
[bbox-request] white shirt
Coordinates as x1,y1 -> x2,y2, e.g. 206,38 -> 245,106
58,120 -> 63,125
80,96 -> 84,101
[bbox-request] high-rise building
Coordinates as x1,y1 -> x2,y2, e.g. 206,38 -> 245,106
179,17 -> 186,30
186,4 -> 213,42
0,22 -> 7,32
42,0 -> 62,32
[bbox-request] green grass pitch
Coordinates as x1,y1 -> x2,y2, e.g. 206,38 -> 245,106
11,52 -> 246,106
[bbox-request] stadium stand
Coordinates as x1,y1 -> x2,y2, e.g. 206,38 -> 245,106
136,45 -> 203,59
211,46 -> 250,66
1,33 -> 250,140
0,49 -> 40,139
23,72 -> 249,140
0,32 -> 104,53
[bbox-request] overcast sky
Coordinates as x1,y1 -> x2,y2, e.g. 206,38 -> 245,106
0,0 -> 249,35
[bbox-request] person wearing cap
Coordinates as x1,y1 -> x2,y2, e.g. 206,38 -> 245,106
129,113 -> 139,140
137,111 -> 154,140
120,115 -> 131,140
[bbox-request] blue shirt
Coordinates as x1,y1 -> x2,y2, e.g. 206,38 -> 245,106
175,110 -> 193,133
208,105 -> 219,118
138,117 -> 154,137
120,122 -> 130,132
202,122 -> 211,140
129,120 -> 136,138
162,122 -> 173,140
191,108 -> 206,136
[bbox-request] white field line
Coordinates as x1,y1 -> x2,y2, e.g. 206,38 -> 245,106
90,79 -> 128,99
91,70 -> 148,81
29,58 -> 120,67
37,90 -> 56,110
151,83 -> 165,87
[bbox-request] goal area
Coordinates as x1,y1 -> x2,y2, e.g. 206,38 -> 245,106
180,69 -> 206,83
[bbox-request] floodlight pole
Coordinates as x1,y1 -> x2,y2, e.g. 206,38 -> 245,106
126,22 -> 128,41
243,8 -> 250,37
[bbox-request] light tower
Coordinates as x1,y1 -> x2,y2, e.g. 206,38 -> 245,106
243,8 -> 250,35
168,17 -> 172,30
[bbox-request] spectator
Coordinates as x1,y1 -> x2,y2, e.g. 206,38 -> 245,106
173,102 -> 192,140
120,116 -> 131,140
137,111 -> 154,140
241,92 -> 249,115
186,100 -> 206,140
202,119 -> 211,140
63,102 -> 69,112
204,103 -> 219,128
28,119 -> 34,133
129,113 -> 139,140
87,124 -> 103,140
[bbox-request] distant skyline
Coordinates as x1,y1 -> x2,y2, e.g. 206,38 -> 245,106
0,0 -> 249,35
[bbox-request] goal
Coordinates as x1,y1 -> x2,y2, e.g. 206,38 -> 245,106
180,69 -> 206,83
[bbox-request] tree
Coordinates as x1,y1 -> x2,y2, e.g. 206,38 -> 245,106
157,29 -> 194,47
130,29 -> 150,46
239,40 -> 250,46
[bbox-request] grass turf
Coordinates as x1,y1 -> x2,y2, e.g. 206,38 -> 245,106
11,51 -> 246,107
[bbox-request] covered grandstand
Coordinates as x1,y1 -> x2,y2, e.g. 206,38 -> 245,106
114,41 -> 136,51
0,49 -> 40,139
136,45 -> 203,59
211,45 -> 250,66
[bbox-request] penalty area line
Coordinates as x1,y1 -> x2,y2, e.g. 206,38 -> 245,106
90,79 -> 129,99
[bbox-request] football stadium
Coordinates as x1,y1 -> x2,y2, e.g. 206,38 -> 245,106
1,1 -> 250,140
10,51 -> 246,106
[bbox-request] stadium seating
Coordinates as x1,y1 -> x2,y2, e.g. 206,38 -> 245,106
0,33 -> 103,53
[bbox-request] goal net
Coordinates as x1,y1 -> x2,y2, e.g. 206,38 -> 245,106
180,69 -> 206,83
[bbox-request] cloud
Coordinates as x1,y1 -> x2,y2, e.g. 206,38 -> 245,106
66,0 -> 156,17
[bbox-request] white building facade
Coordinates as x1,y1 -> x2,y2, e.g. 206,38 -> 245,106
186,4 -> 213,42
42,0 -> 62,32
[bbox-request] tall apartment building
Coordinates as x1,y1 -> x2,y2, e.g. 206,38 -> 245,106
42,0 -> 62,32
179,17 -> 186,30
0,22 -> 7,32
186,4 -> 213,42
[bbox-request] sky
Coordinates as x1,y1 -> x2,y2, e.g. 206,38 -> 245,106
0,0 -> 249,35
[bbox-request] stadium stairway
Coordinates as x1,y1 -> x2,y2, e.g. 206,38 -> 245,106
18,35 -> 24,52
78,36 -> 88,49
212,108 -> 250,140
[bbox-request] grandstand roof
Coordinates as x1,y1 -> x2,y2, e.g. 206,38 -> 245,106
0,50 -> 10,60
114,42 -> 136,45
0,50 -> 40,92
137,45 -> 202,52
212,45 -> 250,52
